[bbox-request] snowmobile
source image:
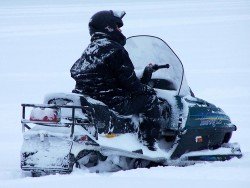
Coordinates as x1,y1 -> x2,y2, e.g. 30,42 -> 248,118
20,35 -> 242,176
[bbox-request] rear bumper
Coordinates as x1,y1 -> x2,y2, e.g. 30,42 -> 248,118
21,166 -> 72,174
21,152 -> 75,175
20,132 -> 75,174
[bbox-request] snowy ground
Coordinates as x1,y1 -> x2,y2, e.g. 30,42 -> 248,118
0,0 -> 250,187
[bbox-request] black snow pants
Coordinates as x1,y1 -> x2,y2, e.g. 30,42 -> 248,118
112,93 -> 161,118
111,93 -> 163,150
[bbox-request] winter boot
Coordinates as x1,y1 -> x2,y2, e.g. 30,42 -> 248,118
138,118 -> 161,151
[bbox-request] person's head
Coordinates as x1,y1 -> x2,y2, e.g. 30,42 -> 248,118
89,10 -> 126,45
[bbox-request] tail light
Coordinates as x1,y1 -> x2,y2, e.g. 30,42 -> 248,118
30,107 -> 60,122
76,135 -> 89,143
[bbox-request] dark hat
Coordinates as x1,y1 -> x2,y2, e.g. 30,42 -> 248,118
89,10 -> 126,35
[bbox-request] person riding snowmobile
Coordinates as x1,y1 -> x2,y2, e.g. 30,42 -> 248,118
70,10 -> 163,150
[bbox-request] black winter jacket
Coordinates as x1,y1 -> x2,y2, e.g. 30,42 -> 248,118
71,33 -> 146,107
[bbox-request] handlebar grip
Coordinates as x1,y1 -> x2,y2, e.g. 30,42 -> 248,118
156,64 -> 170,69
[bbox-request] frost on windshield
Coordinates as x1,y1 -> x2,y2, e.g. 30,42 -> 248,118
125,35 -> 190,96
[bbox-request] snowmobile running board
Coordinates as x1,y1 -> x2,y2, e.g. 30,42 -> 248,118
98,142 -> 242,166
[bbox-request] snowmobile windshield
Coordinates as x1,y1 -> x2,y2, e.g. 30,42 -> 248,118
125,35 -> 190,96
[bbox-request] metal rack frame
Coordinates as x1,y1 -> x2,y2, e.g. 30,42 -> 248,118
21,104 -> 94,138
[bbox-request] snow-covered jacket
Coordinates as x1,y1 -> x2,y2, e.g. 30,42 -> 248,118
70,32 -> 145,107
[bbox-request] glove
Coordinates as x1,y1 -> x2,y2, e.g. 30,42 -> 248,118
141,64 -> 157,84
140,84 -> 156,95
145,63 -> 157,73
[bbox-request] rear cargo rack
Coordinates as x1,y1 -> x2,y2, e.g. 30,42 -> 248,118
21,104 -> 94,138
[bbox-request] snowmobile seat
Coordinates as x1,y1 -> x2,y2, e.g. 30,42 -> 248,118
44,93 -> 137,134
